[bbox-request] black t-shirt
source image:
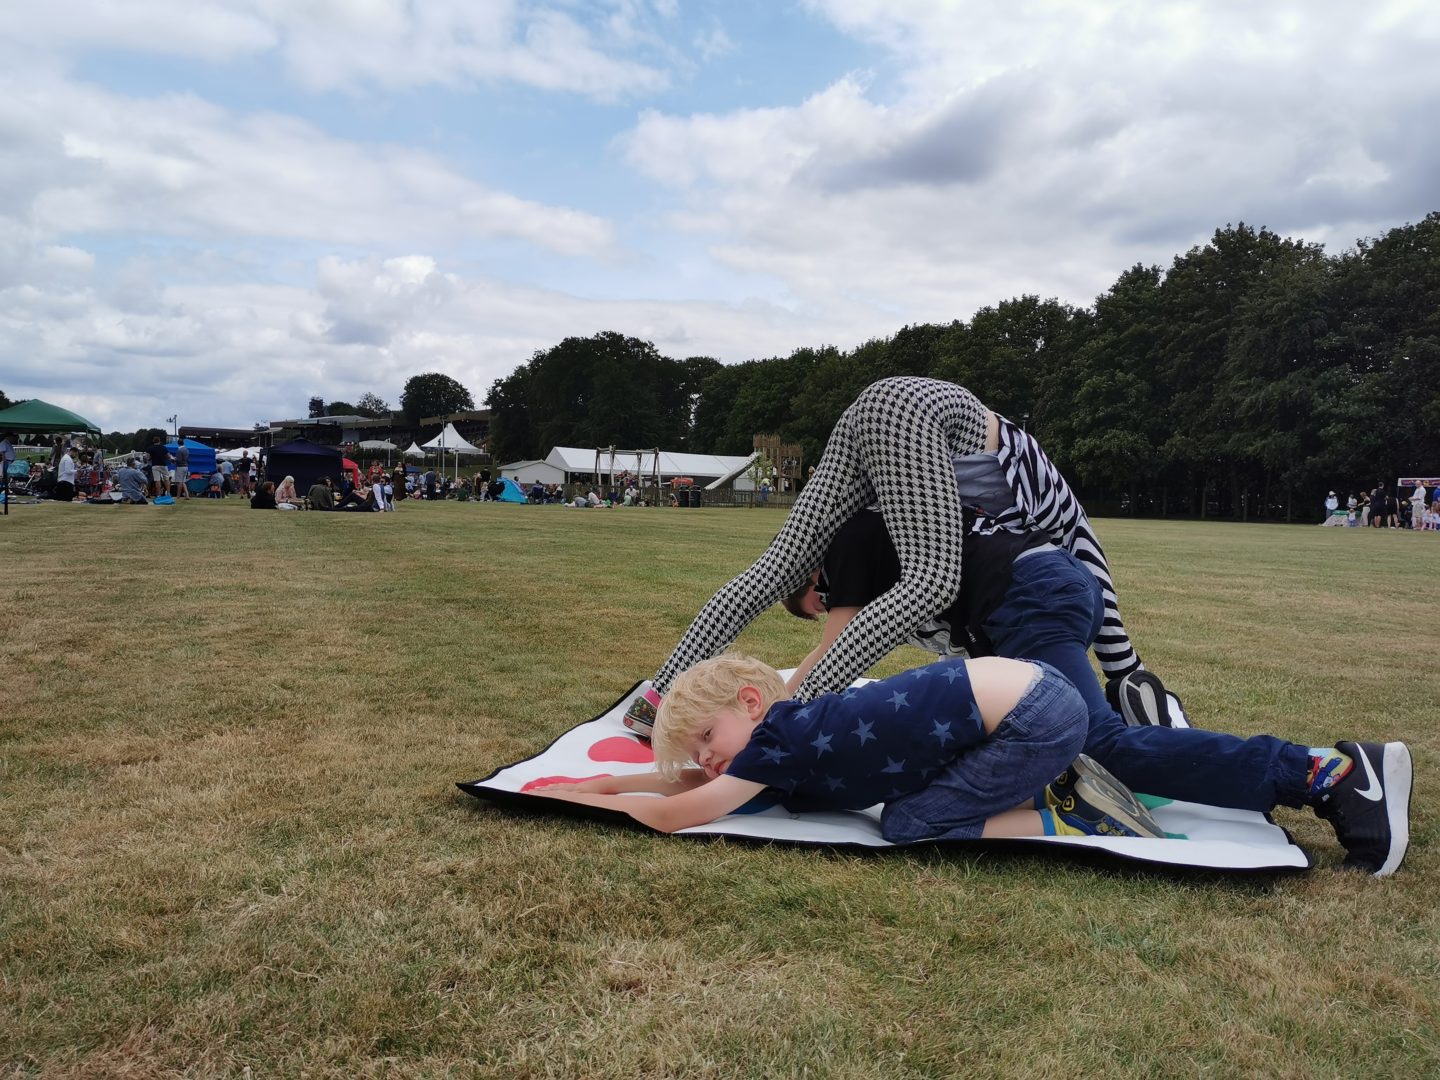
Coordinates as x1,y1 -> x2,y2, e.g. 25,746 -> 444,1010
821,509 -> 1047,657
149,443 -> 169,467
250,490 -> 277,509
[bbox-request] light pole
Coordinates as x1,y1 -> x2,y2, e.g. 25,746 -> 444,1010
167,414 -> 178,441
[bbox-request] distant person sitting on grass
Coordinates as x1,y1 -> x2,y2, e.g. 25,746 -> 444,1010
208,470 -> 225,498
274,475 -> 303,509
335,476 -> 369,510
116,458 -> 149,503
250,481 -> 277,509
533,652 -> 1161,841
307,477 -> 335,510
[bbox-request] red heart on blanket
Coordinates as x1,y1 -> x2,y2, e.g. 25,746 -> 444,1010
587,737 -> 654,764
521,773 -> 611,793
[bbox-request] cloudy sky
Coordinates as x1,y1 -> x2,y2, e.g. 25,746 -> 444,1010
2,0 -> 1436,433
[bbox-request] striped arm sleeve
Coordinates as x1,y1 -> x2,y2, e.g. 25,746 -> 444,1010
995,419 -> 1142,680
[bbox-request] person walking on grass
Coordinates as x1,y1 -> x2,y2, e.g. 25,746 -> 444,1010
536,652 -> 1163,843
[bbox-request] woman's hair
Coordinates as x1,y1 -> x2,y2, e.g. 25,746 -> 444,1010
653,652 -> 787,780
780,579 -> 819,621
262,481 -> 275,494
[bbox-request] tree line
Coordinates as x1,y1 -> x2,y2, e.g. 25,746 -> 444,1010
486,213 -> 1440,519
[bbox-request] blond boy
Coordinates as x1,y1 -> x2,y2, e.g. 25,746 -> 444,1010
534,653 -> 1161,841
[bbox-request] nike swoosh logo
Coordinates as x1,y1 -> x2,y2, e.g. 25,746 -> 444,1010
1353,746 -> 1384,801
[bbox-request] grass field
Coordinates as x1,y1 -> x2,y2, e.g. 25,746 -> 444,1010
2,499 -> 1437,1078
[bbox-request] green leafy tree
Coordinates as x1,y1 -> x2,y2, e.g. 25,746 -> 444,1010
401,373 -> 474,427
307,396 -> 326,418
485,366 -> 534,465
355,392 -> 390,418
326,400 -> 357,416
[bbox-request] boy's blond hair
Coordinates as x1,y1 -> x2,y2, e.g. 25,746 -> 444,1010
653,652 -> 788,780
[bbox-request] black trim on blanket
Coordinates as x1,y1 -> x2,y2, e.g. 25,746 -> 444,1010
455,681 -> 1315,875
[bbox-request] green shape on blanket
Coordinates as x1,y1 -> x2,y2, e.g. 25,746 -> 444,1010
1136,793 -> 1174,810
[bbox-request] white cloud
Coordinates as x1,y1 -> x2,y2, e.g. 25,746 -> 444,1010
622,0 -> 1440,320
0,71 -> 615,258
0,249 -> 900,433
0,0 -> 671,101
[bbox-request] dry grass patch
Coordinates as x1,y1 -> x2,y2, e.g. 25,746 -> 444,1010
2,503 -> 1438,1078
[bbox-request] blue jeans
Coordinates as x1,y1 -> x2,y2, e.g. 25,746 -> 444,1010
983,548 -> 1311,811
880,662 -> 1087,842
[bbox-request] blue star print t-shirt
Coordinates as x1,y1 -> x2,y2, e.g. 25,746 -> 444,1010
724,658 -> 989,812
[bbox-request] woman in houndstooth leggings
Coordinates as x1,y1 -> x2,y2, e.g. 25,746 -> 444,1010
635,376 -> 1156,716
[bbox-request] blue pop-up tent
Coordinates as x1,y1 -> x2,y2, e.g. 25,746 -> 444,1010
495,477 -> 527,503
165,438 -> 215,479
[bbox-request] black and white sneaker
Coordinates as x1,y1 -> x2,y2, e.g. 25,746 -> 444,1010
1314,740 -> 1413,877
1106,670 -> 1172,727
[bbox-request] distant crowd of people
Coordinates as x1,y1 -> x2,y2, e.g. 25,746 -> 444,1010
1326,482 -> 1439,529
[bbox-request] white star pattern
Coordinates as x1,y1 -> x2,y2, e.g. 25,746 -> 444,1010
888,691 -> 910,711
931,720 -> 954,747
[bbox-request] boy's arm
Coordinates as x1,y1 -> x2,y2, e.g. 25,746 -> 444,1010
535,770 -> 709,796
784,606 -> 860,695
533,775 -> 766,833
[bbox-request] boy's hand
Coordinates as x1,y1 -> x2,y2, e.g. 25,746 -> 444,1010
535,776 -> 621,795
622,685 -> 662,739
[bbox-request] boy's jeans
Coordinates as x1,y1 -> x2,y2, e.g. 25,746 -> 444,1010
984,549 -> 1311,811
880,661 -> 1087,842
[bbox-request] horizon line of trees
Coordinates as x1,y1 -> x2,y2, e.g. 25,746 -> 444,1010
485,212 -> 1440,520
7,212 -> 1436,517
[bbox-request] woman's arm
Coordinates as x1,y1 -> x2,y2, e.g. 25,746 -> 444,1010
533,775 -> 765,833
784,606 -> 860,694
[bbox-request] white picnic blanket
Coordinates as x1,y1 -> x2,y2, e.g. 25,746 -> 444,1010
459,678 -> 1311,873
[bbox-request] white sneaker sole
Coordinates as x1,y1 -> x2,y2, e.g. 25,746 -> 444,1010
1377,742 -> 1413,877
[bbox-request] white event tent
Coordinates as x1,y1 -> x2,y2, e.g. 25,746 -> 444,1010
217,445 -> 266,462
544,446 -> 757,489
421,423 -> 483,455
422,423 -> 484,480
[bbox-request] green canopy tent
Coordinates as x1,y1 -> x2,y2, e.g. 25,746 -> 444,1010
0,399 -> 103,515
0,398 -> 102,435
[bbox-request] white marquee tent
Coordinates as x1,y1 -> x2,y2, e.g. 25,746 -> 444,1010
421,423 -> 483,455
217,445 -> 266,461
544,446 -> 756,488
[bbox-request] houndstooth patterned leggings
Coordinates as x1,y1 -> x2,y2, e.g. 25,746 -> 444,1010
654,377 -> 991,702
